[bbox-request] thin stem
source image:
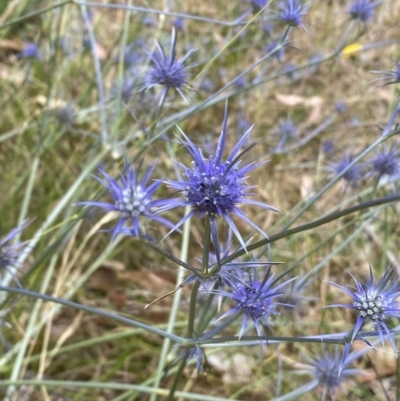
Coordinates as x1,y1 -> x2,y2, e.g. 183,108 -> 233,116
150,206 -> 192,401
224,188 -> 400,266
81,4 -> 108,144
0,286 -> 185,344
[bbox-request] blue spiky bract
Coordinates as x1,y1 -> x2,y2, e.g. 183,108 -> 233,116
278,0 -> 308,28
348,0 -> 377,22
251,0 -> 268,13
301,348 -> 360,400
158,102 -> 280,251
18,43 -> 41,60
328,154 -> 362,185
370,143 -> 400,182
0,220 -> 31,286
371,61 -> 400,86
328,266 -> 400,353
145,28 -> 196,104
213,264 -> 294,338
78,161 -> 173,240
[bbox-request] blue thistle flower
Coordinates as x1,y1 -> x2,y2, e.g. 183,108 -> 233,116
348,0 -> 378,22
250,0 -> 268,13
0,220 -> 31,286
322,140 -> 334,155
266,41 -> 285,61
165,346 -> 209,377
212,264 -> 294,337
334,101 -> 347,114
369,143 -> 400,184
158,103 -> 280,250
275,117 -> 297,151
328,266 -> 400,354
328,153 -> 362,186
115,43 -> 142,70
299,347 -> 360,401
78,161 -> 174,240
17,43 -> 41,60
145,28 -> 196,104
55,105 -> 75,126
172,17 -> 184,31
277,0 -> 308,28
371,60 -> 400,86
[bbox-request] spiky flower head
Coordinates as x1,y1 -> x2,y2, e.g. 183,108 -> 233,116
250,0 -> 268,13
369,143 -> 400,183
0,220 -> 31,286
158,103 -> 280,250
78,161 -> 173,240
328,266 -> 400,354
328,153 -> 362,186
299,347 -> 360,401
371,60 -> 400,86
266,41 -> 286,61
17,43 -> 41,60
212,264 -> 294,337
348,0 -> 378,22
275,117 -> 297,151
145,28 -> 196,104
278,0 -> 308,28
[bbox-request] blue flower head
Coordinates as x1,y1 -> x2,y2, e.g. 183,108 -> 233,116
299,347 -> 360,401
371,60 -> 400,86
78,161 -> 173,240
369,143 -> 400,183
145,28 -> 196,104
159,103 -> 280,250
17,43 -> 41,60
328,266 -> 400,354
328,153 -> 362,186
278,0 -> 308,28
275,117 -> 297,151
0,220 -> 31,286
348,0 -> 378,22
266,41 -> 285,61
250,0 -> 268,13
213,264 -> 294,337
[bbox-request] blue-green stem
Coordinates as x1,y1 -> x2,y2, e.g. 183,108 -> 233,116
150,205 -> 192,401
81,4 -> 108,144
0,286 -> 185,344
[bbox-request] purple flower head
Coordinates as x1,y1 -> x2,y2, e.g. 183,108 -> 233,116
212,264 -> 294,337
371,60 -> 400,86
17,43 -> 41,60
142,16 -> 154,26
274,117 -> 297,151
159,103 -> 280,250
56,105 -> 75,126
369,143 -> 400,183
173,17 -> 184,31
328,266 -> 400,354
328,153 -> 362,186
250,0 -> 268,13
0,220 -> 31,286
322,140 -> 334,155
145,28 -> 196,104
165,346 -> 209,377
78,161 -> 173,240
116,44 -> 142,70
334,101 -> 347,114
277,0 -> 308,28
299,348 -> 360,400
348,0 -> 378,22
266,41 -> 285,61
